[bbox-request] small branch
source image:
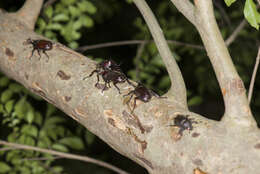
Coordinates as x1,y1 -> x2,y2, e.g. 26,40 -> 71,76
135,41 -> 146,81
248,46 -> 260,103
21,156 -> 62,161
213,0 -> 232,27
0,147 -> 17,151
225,19 -> 247,46
194,0 -> 256,127
133,0 -> 188,107
43,0 -> 59,9
0,140 -> 129,174
76,40 -> 204,52
12,0 -> 44,30
169,0 -> 197,26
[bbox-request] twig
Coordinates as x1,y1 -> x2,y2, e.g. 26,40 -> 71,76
248,46 -> 260,103
0,147 -> 17,151
169,0 -> 196,26
133,0 -> 188,107
43,0 -> 59,9
76,40 -> 204,52
225,4 -> 259,46
0,140 -> 129,174
13,0 -> 44,30
213,0 -> 232,27
194,0 -> 256,126
135,41 -> 146,81
21,156 -> 62,161
225,19 -> 247,46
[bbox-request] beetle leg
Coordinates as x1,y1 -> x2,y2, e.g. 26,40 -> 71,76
150,90 -> 167,99
123,90 -> 134,97
113,82 -> 121,94
37,49 -> 41,60
131,97 -> 138,113
29,48 -> 36,59
83,70 -> 98,80
43,50 -> 49,62
125,93 -> 133,105
126,78 -> 136,87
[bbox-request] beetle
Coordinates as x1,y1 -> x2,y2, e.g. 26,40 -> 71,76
100,70 -> 132,94
97,59 -> 121,72
83,59 -> 134,93
124,83 -> 166,113
26,38 -> 53,61
171,115 -> 197,135
84,59 -> 122,80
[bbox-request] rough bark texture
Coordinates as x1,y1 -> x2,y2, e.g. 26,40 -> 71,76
1,8 -> 260,174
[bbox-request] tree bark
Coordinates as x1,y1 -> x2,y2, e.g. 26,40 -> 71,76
1,7 -> 260,174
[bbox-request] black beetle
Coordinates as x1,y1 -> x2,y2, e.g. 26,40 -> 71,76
83,60 -> 134,93
124,83 -> 166,113
171,115 -> 197,135
26,38 -> 53,61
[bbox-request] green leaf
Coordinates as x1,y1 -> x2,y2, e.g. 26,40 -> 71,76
0,104 -> 3,113
0,77 -> 10,87
5,99 -> 15,113
77,1 -> 97,14
244,0 -> 260,30
52,143 -> 69,152
44,6 -> 53,19
69,5 -> 80,17
53,14 -> 69,22
38,136 -> 52,148
44,116 -> 65,128
68,41 -> 79,49
25,109 -> 34,124
188,96 -> 203,106
7,132 -> 19,142
73,19 -> 83,30
0,162 -> 11,173
46,23 -> 63,30
52,166 -> 64,173
21,125 -> 38,137
224,0 -> 236,7
85,131 -> 95,145
1,89 -> 13,103
37,18 -> 46,31
14,97 -> 30,119
80,15 -> 94,27
46,104 -> 56,117
59,137 -> 84,150
18,134 -> 35,146
34,112 -> 43,126
8,83 -> 23,93
61,0 -> 76,6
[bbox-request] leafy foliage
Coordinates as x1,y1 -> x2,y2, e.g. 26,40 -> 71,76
36,0 -> 96,49
224,0 -> 260,30
0,72 -> 96,174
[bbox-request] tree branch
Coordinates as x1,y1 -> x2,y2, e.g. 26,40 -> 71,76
11,0 -> 44,30
132,0 -> 187,107
1,8 -> 260,174
248,46 -> 260,103
0,140 -> 129,174
191,0 -> 256,127
225,19 -> 247,46
169,0 -> 197,26
76,40 -> 204,52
